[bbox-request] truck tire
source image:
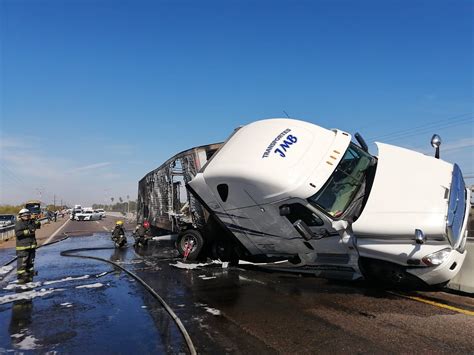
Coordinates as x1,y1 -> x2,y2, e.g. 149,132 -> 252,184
359,257 -> 426,289
176,230 -> 204,261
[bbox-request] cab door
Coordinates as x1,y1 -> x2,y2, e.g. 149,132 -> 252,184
280,201 -> 351,264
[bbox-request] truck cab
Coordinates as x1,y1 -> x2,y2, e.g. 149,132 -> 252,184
187,118 -> 470,286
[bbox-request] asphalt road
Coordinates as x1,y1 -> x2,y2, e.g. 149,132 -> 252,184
0,217 -> 473,354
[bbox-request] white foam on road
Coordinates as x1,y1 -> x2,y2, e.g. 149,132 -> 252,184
198,275 -> 217,280
204,307 -> 221,316
170,260 -> 222,270
43,275 -> 90,285
96,272 -> 108,278
0,288 -> 64,305
238,259 -> 288,266
15,335 -> 39,350
60,302 -> 73,308
4,282 -> 42,291
76,282 -> 104,289
0,265 -> 14,275
4,274 -> 92,290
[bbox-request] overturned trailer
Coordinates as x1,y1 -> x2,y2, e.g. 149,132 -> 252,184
137,143 -> 239,258
137,143 -> 222,231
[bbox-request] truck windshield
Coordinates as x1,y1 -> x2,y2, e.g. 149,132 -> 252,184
308,143 -> 373,218
25,204 -> 41,214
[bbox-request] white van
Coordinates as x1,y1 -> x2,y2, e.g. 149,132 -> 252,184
186,118 -> 470,286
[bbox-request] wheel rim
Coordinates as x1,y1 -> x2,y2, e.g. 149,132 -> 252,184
181,234 -> 198,253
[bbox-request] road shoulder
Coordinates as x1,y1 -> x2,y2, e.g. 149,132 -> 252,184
0,217 -> 70,250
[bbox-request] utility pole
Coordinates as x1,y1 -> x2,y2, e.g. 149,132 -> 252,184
53,194 -> 56,208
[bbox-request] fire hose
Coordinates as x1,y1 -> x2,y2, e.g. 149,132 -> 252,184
1,234 -> 197,355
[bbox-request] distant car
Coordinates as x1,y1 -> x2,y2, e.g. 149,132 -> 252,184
70,207 -> 83,220
0,214 -> 16,227
74,210 -> 102,221
94,209 -> 106,218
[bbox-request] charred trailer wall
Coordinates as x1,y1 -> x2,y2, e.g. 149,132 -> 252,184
137,143 -> 222,234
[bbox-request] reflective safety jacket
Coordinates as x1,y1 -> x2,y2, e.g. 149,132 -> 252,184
134,225 -> 151,238
15,219 -> 41,251
112,226 -> 125,239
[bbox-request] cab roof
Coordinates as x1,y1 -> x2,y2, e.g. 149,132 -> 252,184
199,118 -> 352,205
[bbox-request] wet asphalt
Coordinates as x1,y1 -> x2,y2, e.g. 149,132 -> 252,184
0,217 -> 473,354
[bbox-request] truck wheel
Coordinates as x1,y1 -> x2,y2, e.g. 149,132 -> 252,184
359,257 -> 425,289
176,230 -> 204,261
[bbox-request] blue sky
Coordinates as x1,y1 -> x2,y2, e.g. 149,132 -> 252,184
1,0 -> 473,206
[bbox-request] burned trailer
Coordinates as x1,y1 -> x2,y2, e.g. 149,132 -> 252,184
138,143 -> 238,260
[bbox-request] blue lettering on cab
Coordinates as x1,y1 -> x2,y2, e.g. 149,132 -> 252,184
274,135 -> 298,157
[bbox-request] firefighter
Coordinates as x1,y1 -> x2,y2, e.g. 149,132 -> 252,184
111,220 -> 127,248
133,220 -> 152,247
14,208 -> 41,284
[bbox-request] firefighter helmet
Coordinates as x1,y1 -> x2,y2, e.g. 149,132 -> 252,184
116,220 -> 124,226
18,208 -> 31,217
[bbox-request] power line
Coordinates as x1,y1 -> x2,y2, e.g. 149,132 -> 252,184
371,117 -> 473,144
0,163 -> 26,185
368,113 -> 473,141
0,164 -> 63,206
0,169 -> 22,186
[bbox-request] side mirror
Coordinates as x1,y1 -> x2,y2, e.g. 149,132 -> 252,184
431,134 -> 441,159
355,132 -> 369,153
279,205 -> 291,216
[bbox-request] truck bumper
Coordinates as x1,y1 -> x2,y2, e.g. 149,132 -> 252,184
407,188 -> 470,286
407,246 -> 467,285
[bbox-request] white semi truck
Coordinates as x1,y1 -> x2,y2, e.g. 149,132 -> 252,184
182,118 -> 470,287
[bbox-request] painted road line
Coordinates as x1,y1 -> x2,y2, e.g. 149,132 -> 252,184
389,292 -> 474,316
95,221 -> 100,224
102,226 -> 109,232
44,219 -> 70,245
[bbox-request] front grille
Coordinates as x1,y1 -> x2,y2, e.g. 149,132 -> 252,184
446,164 -> 467,248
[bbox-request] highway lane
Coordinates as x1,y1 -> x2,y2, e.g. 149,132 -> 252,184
0,217 -> 472,353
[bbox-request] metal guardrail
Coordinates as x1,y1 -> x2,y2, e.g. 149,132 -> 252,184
0,217 -> 50,242
0,225 -> 15,242
106,212 -> 137,222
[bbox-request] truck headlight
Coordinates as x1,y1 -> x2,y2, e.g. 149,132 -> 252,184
422,248 -> 451,266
